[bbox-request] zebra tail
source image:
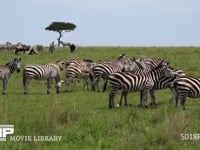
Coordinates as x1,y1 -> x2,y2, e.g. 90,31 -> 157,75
103,78 -> 108,93
23,70 -> 26,87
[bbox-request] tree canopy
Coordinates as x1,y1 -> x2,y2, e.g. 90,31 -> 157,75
45,21 -> 76,46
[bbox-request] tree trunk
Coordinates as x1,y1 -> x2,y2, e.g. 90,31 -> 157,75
57,31 -> 62,47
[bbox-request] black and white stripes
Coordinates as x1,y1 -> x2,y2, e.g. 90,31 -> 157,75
91,54 -> 130,92
171,77 -> 200,109
104,61 -> 175,108
0,58 -> 21,95
23,60 -> 64,94
65,59 -> 94,91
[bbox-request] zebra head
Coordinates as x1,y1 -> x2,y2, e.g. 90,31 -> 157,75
55,60 -> 65,71
117,54 -> 131,65
156,61 -> 176,78
12,58 -> 21,72
122,58 -> 146,72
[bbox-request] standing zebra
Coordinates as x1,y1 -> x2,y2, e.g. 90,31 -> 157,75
0,58 -> 21,95
103,61 -> 175,108
65,59 -> 94,91
120,58 -> 185,107
149,68 -> 185,106
91,54 -> 131,92
171,76 -> 200,110
23,60 -> 65,94
49,41 -> 55,54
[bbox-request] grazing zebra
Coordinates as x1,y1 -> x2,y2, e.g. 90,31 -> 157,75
171,76 -> 200,110
91,54 -> 131,92
65,59 -> 94,91
0,58 -> 21,95
103,61 -> 175,108
23,60 -> 65,94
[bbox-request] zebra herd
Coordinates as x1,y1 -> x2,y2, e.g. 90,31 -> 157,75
0,54 -> 200,110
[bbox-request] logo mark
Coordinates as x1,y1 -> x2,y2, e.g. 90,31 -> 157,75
0,125 -> 14,141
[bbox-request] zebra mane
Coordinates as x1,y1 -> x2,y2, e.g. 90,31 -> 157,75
117,54 -> 127,60
83,59 -> 93,62
5,61 -> 13,67
153,60 -> 169,70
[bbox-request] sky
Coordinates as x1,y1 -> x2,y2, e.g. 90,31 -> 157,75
0,0 -> 200,46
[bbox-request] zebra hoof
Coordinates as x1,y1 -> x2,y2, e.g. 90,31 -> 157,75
2,92 -> 6,95
47,91 -> 50,94
24,92 -> 28,95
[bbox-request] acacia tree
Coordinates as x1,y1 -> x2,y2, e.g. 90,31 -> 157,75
45,22 -> 76,47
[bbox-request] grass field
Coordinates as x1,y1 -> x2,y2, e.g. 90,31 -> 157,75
1,47 -> 200,149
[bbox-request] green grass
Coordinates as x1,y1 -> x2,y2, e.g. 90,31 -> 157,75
1,47 -> 200,149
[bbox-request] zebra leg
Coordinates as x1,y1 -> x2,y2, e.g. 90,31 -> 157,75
119,91 -> 124,106
47,79 -> 52,94
169,88 -> 175,104
140,90 -> 148,108
65,78 -> 71,92
149,89 -> 157,106
179,93 -> 187,110
124,91 -> 128,106
95,78 -> 100,92
83,77 -> 89,91
175,93 -> 180,107
169,94 -> 175,104
2,78 -> 8,95
55,79 -> 60,94
119,90 -> 128,106
109,88 -> 118,108
23,78 -> 31,94
86,78 -> 89,91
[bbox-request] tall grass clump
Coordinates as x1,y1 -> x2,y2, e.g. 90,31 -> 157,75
34,100 -> 80,134
167,110 -> 190,141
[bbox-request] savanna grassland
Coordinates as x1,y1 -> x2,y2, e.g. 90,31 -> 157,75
1,47 -> 200,149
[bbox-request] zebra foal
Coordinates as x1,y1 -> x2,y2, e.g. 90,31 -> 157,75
23,60 -> 65,94
104,61 -> 175,108
0,58 -> 21,95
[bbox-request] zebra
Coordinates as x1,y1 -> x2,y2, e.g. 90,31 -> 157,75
23,60 -> 65,94
49,41 -> 55,53
0,58 -> 21,95
120,58 -> 185,107
103,61 -> 175,108
65,59 -> 94,91
171,76 -> 200,110
91,54 -> 131,92
149,68 -> 185,106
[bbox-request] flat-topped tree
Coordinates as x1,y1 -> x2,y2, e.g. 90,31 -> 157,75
45,22 -> 76,47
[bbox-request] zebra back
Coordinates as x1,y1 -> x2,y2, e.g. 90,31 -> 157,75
24,60 -> 64,80
105,61 -> 173,92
